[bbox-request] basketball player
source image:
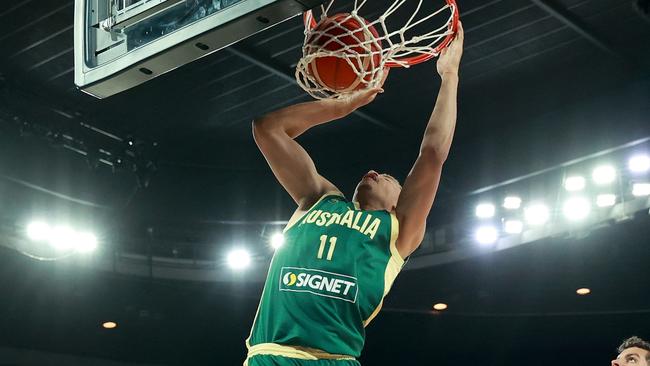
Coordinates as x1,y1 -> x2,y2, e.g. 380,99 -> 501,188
244,22 -> 464,366
612,337 -> 650,366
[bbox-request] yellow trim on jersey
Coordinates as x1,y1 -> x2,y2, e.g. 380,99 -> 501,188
363,210 -> 404,327
246,343 -> 356,361
389,210 -> 405,266
248,191 -> 344,350
283,191 -> 344,233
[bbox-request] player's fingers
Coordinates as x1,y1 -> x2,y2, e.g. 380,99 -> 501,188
359,87 -> 381,102
455,22 -> 464,43
380,67 -> 390,86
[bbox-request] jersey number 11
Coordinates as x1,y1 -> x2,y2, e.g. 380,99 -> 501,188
317,235 -> 337,261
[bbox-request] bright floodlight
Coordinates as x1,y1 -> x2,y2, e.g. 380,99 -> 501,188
475,203 -> 496,219
592,165 -> 616,185
75,232 -> 98,253
474,226 -> 498,245
629,155 -> 650,173
270,232 -> 285,249
227,249 -> 251,270
564,176 -> 586,191
26,221 -> 51,241
102,321 -> 117,329
563,197 -> 591,221
632,183 -> 650,197
433,303 -> 448,311
596,194 -> 616,208
49,226 -> 76,251
503,196 -> 522,210
524,204 -> 550,225
504,220 -> 524,234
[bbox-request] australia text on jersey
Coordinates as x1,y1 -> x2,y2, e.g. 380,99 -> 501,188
299,207 -> 382,240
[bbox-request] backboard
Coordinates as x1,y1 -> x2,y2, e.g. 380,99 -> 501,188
74,0 -> 325,98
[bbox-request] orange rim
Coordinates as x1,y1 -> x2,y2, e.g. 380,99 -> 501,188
303,0 -> 459,68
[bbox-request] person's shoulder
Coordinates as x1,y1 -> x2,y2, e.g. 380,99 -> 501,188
299,190 -> 345,210
319,191 -> 347,206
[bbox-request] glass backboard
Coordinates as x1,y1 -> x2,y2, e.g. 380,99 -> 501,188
74,0 -> 324,98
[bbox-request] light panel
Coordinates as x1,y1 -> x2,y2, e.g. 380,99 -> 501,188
227,249 -> 251,270
504,220 -> 523,234
475,226 -> 498,245
503,196 -> 522,210
563,197 -> 591,221
524,203 -> 550,225
564,176 -> 586,191
26,221 -> 51,242
49,226 -> 76,251
75,232 -> 98,253
596,194 -> 616,208
270,233 -> 285,249
632,183 -> 650,197
433,303 -> 448,311
629,155 -> 650,173
592,165 -> 616,185
475,203 -> 496,219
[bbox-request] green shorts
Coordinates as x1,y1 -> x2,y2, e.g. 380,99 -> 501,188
245,355 -> 361,366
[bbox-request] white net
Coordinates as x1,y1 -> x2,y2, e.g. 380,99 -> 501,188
296,0 -> 458,99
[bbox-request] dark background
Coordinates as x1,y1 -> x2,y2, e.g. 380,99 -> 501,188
1,0 -> 650,364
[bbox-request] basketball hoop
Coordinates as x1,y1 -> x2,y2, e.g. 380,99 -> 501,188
296,0 -> 459,99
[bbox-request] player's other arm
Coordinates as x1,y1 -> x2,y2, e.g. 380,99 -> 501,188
395,22 -> 464,258
252,88 -> 383,209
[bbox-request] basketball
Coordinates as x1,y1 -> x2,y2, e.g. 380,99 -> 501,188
306,14 -> 382,92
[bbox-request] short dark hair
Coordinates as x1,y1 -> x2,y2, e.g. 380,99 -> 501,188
618,336 -> 650,361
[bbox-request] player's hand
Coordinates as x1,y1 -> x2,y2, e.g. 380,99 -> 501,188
436,21 -> 464,77
330,86 -> 383,116
323,68 -> 388,116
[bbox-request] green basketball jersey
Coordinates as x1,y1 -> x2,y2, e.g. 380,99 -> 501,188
246,192 -> 405,361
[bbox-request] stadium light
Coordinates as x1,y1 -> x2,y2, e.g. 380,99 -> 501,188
270,232 -> 285,249
102,321 -> 118,329
524,203 -> 550,225
629,154 -> 650,173
433,303 -> 448,311
474,226 -> 498,245
564,176 -> 586,191
596,194 -> 616,208
49,226 -> 77,251
563,197 -> 591,221
632,183 -> 650,197
26,221 -> 51,241
504,220 -> 524,234
75,232 -> 98,253
503,196 -> 522,210
475,203 -> 496,219
576,288 -> 591,296
592,165 -> 616,185
227,249 -> 251,270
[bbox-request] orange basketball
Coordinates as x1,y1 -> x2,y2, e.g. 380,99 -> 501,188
306,14 -> 382,92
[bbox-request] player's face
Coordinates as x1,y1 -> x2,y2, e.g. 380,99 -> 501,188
353,170 -> 401,210
612,348 -> 650,366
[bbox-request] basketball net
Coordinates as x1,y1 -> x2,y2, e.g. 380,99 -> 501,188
296,0 -> 459,99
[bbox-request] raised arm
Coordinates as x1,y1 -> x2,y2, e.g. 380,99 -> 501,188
253,88 -> 383,209
395,22 -> 464,258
